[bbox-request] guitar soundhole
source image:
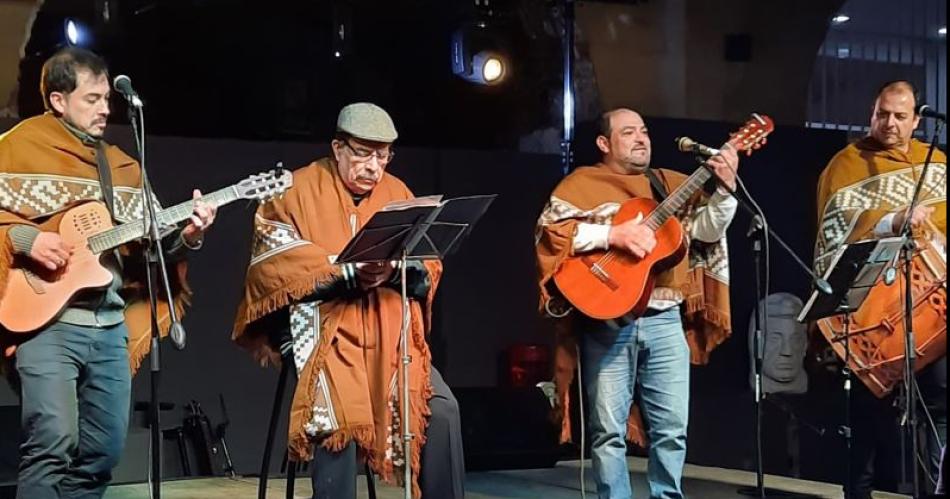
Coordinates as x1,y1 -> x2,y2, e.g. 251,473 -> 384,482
73,211 -> 104,235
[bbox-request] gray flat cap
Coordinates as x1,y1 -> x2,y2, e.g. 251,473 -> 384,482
336,102 -> 398,142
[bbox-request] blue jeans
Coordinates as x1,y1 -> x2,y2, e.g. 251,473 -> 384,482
14,322 -> 131,499
581,307 -> 690,499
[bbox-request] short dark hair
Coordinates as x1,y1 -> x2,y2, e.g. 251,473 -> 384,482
598,109 -> 616,138
333,131 -> 351,142
40,47 -> 109,112
875,80 -> 920,113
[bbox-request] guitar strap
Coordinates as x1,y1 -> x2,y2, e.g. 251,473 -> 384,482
645,168 -> 669,202
95,141 -> 116,218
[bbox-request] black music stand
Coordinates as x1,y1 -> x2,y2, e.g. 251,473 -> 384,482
337,194 -> 494,499
798,236 -> 904,498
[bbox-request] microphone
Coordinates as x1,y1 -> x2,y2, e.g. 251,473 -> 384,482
916,104 -> 946,121
113,74 -> 143,108
676,136 -> 720,156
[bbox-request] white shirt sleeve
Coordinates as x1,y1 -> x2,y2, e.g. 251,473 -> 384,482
573,223 -> 611,253
874,212 -> 898,238
689,187 -> 738,243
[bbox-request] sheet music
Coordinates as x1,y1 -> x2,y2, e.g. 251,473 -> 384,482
336,194 -> 495,264
380,195 -> 443,212
798,237 -> 903,323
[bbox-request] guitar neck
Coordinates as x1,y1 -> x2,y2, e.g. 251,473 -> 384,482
88,186 -> 240,253
642,114 -> 773,230
643,166 -> 714,231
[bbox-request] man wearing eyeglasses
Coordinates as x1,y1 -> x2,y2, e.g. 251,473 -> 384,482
232,103 -> 464,499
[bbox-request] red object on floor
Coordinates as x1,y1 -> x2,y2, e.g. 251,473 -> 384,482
507,344 -> 551,387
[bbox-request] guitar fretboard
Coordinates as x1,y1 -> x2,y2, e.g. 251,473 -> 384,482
643,166 -> 715,231
88,187 -> 239,253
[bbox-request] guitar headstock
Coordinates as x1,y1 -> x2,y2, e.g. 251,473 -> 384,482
727,113 -> 774,156
236,168 -> 293,202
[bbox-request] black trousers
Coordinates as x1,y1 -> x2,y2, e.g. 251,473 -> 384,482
311,367 -> 465,499
848,356 -> 947,499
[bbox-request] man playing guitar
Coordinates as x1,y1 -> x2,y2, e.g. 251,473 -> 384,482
0,47 -> 216,498
536,107 -> 740,498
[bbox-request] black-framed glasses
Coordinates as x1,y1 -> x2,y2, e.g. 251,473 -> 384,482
342,140 -> 395,164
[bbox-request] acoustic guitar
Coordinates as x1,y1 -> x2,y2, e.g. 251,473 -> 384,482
0,169 -> 292,333
553,114 -> 774,320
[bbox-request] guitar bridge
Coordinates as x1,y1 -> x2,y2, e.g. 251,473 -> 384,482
590,263 -> 620,291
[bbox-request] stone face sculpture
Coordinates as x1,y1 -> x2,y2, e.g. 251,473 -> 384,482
749,292 -> 808,395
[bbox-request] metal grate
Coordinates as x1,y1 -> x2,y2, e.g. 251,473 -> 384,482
806,0 -> 947,145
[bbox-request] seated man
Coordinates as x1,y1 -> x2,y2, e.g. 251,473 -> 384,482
232,103 -> 464,498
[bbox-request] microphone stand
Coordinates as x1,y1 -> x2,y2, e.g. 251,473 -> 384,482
893,119 -> 944,499
691,156 -> 832,298
125,96 -> 188,499
690,156 -> 829,499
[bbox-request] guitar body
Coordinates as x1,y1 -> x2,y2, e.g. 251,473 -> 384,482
0,168 -> 293,333
553,198 -> 687,320
0,202 -> 115,333
550,113 -> 775,320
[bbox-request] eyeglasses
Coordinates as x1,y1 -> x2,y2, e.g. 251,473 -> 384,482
342,140 -> 395,164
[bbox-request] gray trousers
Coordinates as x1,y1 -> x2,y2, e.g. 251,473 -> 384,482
311,367 -> 465,499
14,322 -> 131,499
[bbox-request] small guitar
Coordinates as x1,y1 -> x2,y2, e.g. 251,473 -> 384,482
553,114 -> 774,320
0,169 -> 293,333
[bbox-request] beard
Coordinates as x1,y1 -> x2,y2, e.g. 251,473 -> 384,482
623,150 -> 650,172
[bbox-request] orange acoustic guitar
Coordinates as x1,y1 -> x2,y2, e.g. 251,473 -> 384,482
0,169 -> 292,333
553,114 -> 774,320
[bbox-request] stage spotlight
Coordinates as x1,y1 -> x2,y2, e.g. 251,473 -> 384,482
451,27 -> 510,85
474,51 -> 506,84
64,18 -> 88,46
831,14 -> 850,25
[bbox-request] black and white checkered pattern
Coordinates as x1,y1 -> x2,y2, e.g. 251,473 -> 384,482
0,172 -> 170,232
249,214 -> 312,266
816,163 -> 946,273
0,173 -> 154,223
289,302 -> 319,375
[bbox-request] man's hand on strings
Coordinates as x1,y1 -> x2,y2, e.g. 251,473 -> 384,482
608,214 -> 656,259
30,232 -> 74,271
706,143 -> 739,191
182,189 -> 217,247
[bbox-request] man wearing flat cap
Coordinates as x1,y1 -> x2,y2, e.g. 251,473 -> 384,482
232,103 -> 464,498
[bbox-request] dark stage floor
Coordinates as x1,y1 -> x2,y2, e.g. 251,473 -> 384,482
97,457 -> 910,499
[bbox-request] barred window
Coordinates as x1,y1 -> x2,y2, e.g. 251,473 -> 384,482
806,0 -> 946,145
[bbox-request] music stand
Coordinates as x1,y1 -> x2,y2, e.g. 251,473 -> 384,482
337,194 -> 495,499
798,236 -> 904,498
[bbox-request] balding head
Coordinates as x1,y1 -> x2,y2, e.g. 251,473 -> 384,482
596,108 -> 652,173
870,80 -> 920,152
598,108 -> 638,137
875,80 -> 918,105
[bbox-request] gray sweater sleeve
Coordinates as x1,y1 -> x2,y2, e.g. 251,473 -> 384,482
8,225 -> 40,255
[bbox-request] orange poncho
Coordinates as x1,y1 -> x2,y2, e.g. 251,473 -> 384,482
232,158 -> 440,497
535,164 -> 732,446
815,137 -> 946,274
0,114 -> 189,373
